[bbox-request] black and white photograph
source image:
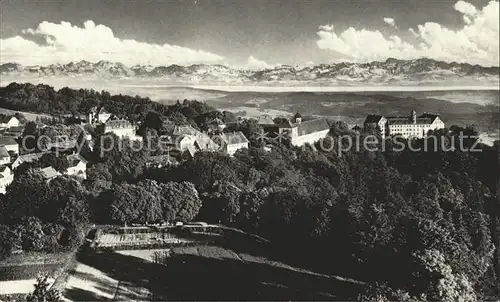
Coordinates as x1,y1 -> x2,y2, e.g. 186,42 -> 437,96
0,0 -> 499,300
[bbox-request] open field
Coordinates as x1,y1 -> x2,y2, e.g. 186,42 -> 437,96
0,250 -> 75,297
0,107 -> 52,121
0,278 -> 55,295
58,226 -> 363,301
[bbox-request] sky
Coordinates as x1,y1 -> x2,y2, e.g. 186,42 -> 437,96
1,0 -> 498,68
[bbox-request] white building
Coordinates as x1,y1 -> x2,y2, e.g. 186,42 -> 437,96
100,119 -> 140,140
0,166 -> 14,194
364,110 -> 445,139
0,136 -> 19,155
166,125 -> 218,156
0,115 -> 20,129
266,113 -> 331,147
65,154 -> 88,179
217,131 -> 249,155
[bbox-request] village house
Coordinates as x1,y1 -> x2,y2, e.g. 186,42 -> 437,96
165,125 -> 219,156
0,166 -> 14,194
0,136 -> 19,155
0,114 -> 20,129
97,119 -> 141,140
88,106 -> 111,124
216,131 -> 249,156
0,146 -> 11,166
65,153 -> 88,179
263,113 -> 331,147
364,110 -> 445,139
11,152 -> 48,170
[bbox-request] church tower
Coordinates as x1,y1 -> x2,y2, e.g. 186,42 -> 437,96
411,109 -> 417,124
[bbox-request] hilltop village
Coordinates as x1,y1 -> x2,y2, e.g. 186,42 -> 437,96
0,105 -> 448,193
1,83 -> 499,301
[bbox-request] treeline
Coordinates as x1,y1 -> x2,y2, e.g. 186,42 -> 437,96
0,82 -> 226,125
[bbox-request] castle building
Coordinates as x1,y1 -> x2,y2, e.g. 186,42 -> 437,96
263,113 -> 331,147
364,110 -> 445,139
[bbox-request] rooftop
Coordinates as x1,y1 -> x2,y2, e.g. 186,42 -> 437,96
386,116 -> 434,125
364,115 -> 384,124
0,146 -> 10,158
219,131 -> 249,145
0,114 -> 17,124
15,152 -> 48,164
257,115 -> 276,125
296,118 -> 330,136
172,125 -> 204,137
38,166 -> 62,180
0,136 -> 18,146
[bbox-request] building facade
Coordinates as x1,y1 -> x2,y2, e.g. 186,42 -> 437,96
99,119 -> 141,140
217,131 -> 249,155
364,110 -> 445,139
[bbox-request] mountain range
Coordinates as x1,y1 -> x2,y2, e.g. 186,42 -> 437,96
1,58 -> 498,86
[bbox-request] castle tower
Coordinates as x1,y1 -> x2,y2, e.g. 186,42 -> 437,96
411,109 -> 417,124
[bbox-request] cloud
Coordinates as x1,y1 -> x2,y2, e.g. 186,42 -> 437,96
455,0 -> 478,15
0,20 -> 224,66
245,56 -> 273,70
383,17 -> 396,27
317,1 -> 499,66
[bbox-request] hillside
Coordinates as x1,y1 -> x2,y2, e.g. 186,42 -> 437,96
63,227 -> 364,301
1,58 -> 498,86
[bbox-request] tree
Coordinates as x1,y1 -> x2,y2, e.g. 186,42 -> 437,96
0,225 -> 20,260
160,181 -> 202,222
26,273 -> 60,302
109,182 -> 162,225
14,112 -> 28,124
199,181 -> 242,224
39,153 -> 70,172
17,217 -> 45,252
